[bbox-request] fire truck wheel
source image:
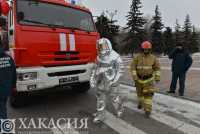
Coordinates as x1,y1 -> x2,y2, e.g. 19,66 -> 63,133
10,93 -> 27,108
74,82 -> 90,93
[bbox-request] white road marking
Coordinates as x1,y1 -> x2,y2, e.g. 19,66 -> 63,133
51,84 -> 200,134
120,84 -> 200,125
103,111 -> 147,134
125,102 -> 200,134
59,33 -> 67,51
104,83 -> 200,134
69,34 -> 76,51
52,128 -> 63,134
51,124 -> 79,134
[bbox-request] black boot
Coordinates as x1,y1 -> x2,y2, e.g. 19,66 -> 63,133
137,104 -> 142,109
179,93 -> 184,97
179,89 -> 184,97
145,111 -> 151,118
167,90 -> 175,94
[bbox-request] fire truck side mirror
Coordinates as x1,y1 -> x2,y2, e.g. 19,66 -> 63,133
0,17 -> 6,27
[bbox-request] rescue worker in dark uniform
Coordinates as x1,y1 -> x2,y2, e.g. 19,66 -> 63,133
0,46 -> 16,120
130,41 -> 161,118
167,44 -> 193,96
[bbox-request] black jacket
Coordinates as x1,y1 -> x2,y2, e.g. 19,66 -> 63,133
0,48 -> 17,96
169,48 -> 193,73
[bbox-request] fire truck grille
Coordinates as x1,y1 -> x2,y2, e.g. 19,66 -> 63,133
54,51 -> 80,55
54,57 -> 80,61
54,51 -> 80,61
48,70 -> 86,77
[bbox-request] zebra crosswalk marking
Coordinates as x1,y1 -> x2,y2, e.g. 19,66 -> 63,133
51,124 -> 79,134
50,84 -> 200,134
125,102 -> 200,134
120,84 -> 200,125
103,111 -> 147,134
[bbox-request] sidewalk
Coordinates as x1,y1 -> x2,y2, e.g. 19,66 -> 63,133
158,69 -> 200,102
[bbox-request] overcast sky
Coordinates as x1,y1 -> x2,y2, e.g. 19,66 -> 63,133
83,0 -> 200,29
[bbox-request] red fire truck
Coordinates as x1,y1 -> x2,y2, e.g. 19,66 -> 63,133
0,0 -> 99,106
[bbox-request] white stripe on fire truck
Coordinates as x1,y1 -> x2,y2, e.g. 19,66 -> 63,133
59,33 -> 67,51
69,34 -> 76,51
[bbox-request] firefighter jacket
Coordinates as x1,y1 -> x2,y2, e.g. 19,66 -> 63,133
130,53 -> 161,84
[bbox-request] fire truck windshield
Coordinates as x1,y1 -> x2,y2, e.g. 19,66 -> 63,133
17,0 -> 96,32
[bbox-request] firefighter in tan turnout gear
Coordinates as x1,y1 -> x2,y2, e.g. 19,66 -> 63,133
130,41 -> 161,118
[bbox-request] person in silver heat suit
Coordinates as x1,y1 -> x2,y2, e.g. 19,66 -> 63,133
90,38 -> 124,123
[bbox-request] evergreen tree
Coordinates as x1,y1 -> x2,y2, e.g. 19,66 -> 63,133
95,13 -> 110,37
151,5 -> 164,54
163,27 -> 175,55
125,0 -> 146,54
190,26 -> 199,53
174,19 -> 182,45
95,13 -> 119,50
183,14 -> 192,50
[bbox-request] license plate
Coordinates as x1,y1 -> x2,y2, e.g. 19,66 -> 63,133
59,76 -> 79,85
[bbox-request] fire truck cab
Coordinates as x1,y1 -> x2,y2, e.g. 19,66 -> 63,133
0,0 -> 99,107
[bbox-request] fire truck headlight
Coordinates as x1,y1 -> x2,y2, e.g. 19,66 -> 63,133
18,72 -> 37,81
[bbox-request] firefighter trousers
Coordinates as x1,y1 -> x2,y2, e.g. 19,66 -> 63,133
135,81 -> 154,112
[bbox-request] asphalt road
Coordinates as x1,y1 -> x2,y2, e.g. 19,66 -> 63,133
5,56 -> 200,134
